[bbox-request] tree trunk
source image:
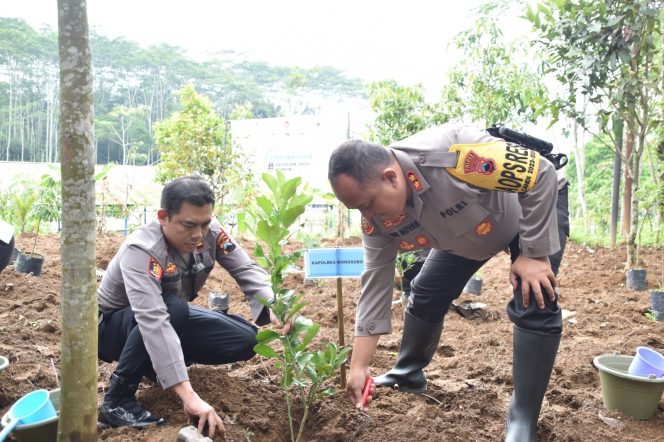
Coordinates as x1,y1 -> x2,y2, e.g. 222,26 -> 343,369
622,118 -> 634,238
570,119 -> 588,220
610,116 -> 623,248
57,0 -> 98,440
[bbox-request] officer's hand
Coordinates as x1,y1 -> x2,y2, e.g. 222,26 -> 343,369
269,310 -> 296,335
509,255 -> 556,309
172,382 -> 225,440
347,367 -> 374,412
182,393 -> 225,440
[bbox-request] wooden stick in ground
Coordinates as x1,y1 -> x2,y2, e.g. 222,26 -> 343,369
336,277 -> 347,389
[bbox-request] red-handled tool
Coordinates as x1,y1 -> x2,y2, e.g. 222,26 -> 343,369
360,376 -> 374,408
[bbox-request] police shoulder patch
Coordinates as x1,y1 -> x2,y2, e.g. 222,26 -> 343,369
217,228 -> 236,255
446,142 -> 540,193
148,257 -> 163,280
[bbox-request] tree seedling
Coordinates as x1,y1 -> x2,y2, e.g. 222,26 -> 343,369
248,171 -> 351,442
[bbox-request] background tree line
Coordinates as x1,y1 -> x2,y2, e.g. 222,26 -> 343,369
0,17 -> 365,166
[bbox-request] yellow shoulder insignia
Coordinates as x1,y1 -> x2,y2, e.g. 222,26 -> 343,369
445,142 -> 540,192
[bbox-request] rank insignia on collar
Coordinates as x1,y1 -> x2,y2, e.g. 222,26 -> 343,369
148,257 -> 163,280
475,220 -> 493,236
463,151 -> 497,175
382,213 -> 406,229
361,216 -> 375,236
217,229 -> 236,255
415,235 -> 430,247
406,170 -> 423,191
399,240 -> 416,251
165,261 -> 177,274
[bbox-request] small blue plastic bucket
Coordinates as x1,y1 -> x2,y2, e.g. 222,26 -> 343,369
628,347 -> 664,378
0,390 -> 56,441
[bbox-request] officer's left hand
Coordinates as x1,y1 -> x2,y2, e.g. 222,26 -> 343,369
269,310 -> 296,335
509,255 -> 556,309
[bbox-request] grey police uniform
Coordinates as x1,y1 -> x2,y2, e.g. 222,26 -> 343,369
98,220 -> 273,389
356,124 -> 566,337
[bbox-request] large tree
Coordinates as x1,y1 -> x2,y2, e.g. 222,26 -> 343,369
57,0 -> 98,440
530,0 -> 664,268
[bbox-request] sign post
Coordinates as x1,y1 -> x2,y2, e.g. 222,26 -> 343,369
304,247 -> 364,389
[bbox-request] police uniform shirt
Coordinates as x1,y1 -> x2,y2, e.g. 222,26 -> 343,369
98,220 -> 273,388
356,123 -> 560,336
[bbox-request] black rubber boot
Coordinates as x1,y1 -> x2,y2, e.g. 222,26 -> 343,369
374,311 -> 444,393
505,326 -> 561,442
99,373 -> 165,429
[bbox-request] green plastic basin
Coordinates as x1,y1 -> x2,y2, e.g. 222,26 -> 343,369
593,354 -> 664,419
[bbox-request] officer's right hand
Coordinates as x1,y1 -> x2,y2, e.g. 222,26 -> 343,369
183,393 -> 225,439
347,367 -> 374,412
173,381 -> 225,439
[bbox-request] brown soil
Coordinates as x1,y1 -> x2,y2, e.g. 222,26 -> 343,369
1,233 -> 663,442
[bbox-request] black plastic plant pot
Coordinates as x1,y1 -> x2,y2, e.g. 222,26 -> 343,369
463,277 -> 483,296
651,290 -> 664,322
14,252 -> 45,277
626,268 -> 647,291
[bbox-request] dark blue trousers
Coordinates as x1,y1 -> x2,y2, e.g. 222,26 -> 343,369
98,293 -> 258,383
408,184 -> 569,334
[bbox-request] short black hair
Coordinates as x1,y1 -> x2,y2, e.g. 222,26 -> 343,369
328,139 -> 392,185
161,175 -> 216,216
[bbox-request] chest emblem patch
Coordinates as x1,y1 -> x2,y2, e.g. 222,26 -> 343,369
217,229 -> 236,255
148,257 -> 163,280
361,217 -> 375,236
415,235 -> 430,247
382,213 -> 406,229
406,170 -> 423,191
399,240 -> 416,251
165,261 -> 177,275
475,221 -> 493,236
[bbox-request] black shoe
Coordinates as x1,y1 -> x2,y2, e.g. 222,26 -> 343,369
99,402 -> 165,429
99,372 -> 165,429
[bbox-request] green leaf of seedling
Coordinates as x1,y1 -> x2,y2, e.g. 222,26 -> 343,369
262,172 -> 278,194
287,302 -> 307,321
319,388 -> 336,397
256,195 -> 273,216
281,367 -> 294,389
255,257 -> 270,269
301,323 -> 320,348
294,316 -> 313,332
254,244 -> 266,258
254,343 -> 277,359
256,329 -> 280,344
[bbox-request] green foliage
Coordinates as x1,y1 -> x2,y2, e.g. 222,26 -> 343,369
395,251 -> 420,293
30,173 -> 62,254
368,80 -> 446,145
527,0 -> 663,129
440,1 -> 550,126
567,134 -> 663,247
243,171 -> 313,294
154,85 -> 253,205
248,171 -> 349,442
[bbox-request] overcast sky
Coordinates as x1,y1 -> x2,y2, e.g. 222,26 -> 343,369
1,0 -> 500,94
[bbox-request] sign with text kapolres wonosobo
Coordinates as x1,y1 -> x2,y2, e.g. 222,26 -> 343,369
304,247 -> 364,389
304,247 -> 364,279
